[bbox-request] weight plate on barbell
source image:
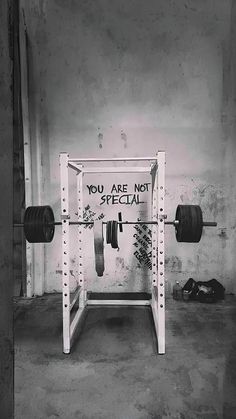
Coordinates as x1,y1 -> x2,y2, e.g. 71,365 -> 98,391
111,220 -> 118,249
24,206 -> 55,243
118,212 -> 123,232
94,220 -> 105,276
175,205 -> 203,243
106,220 -> 112,244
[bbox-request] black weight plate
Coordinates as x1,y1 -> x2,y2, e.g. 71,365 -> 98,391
42,206 -> 55,242
94,220 -> 104,276
24,206 -> 55,243
111,220 -> 118,249
24,206 -> 42,242
175,205 -> 203,243
118,212 -> 123,232
106,220 -> 112,244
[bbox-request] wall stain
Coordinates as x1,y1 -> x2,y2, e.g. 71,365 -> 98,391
121,130 -> 127,148
116,257 -> 125,269
218,228 -> 228,240
186,259 -> 195,269
98,131 -> 103,149
165,256 -> 182,272
207,193 -> 225,218
192,184 -> 226,218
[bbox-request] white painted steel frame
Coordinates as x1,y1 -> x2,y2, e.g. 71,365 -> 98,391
70,286 -> 82,311
77,166 -> 87,311
82,167 -> 150,173
60,153 -> 87,354
59,152 -> 166,355
60,153 -> 70,353
69,156 -> 158,162
87,300 -> 150,306
151,152 -> 165,354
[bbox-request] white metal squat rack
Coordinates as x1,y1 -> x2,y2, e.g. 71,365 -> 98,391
59,152 -> 166,355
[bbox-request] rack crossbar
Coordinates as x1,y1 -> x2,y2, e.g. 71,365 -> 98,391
70,287 -> 82,311
69,156 -> 158,163
68,162 -> 82,172
86,299 -> 151,306
70,306 -> 87,343
82,166 -> 151,173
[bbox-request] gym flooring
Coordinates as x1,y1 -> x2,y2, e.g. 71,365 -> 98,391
14,294 -> 236,419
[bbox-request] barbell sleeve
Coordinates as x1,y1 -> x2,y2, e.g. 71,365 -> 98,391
165,220 -> 179,226
165,220 -> 217,227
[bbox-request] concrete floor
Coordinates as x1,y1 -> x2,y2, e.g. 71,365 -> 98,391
14,294 -> 236,419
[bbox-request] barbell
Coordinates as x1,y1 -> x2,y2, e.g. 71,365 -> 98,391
14,205 -> 217,277
14,204 -> 217,244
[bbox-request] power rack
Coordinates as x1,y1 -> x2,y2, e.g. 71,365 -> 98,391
59,152 -> 166,354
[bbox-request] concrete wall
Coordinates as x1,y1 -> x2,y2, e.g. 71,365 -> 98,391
21,0 -> 236,295
221,0 -> 236,294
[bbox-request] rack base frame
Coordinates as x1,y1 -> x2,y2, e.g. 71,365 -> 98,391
59,152 -> 166,355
